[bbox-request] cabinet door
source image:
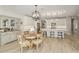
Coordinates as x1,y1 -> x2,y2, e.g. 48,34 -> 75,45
3,19 -> 9,28
1,33 -> 9,45
0,19 -> 1,28
9,32 -> 17,42
10,20 -> 15,27
0,19 -> 4,28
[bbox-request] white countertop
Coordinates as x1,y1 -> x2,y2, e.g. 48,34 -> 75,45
0,31 -> 20,33
42,28 -> 65,31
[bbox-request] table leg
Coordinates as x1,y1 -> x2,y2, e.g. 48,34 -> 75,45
20,46 -> 23,53
30,42 -> 33,49
37,43 -> 38,52
36,38 -> 39,52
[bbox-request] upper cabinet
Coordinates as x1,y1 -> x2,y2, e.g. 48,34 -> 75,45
3,19 -> 9,28
51,23 -> 56,29
10,20 -> 15,26
0,15 -> 21,31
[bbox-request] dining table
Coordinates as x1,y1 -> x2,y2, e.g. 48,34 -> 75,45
24,33 -> 42,51
25,35 -> 37,48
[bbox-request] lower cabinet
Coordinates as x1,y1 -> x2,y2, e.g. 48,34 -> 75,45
0,31 -> 19,45
42,29 -> 64,38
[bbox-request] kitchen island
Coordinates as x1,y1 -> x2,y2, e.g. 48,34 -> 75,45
0,31 -> 19,45
42,28 -> 65,38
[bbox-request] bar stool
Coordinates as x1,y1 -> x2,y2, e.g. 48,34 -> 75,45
43,31 -> 47,37
57,32 -> 63,39
50,31 -> 55,38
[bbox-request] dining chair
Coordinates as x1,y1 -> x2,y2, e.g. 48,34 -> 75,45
32,34 -> 43,51
50,31 -> 55,38
17,35 -> 30,53
43,31 -> 47,37
57,31 -> 63,39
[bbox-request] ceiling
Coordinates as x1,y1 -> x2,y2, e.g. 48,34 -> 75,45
0,5 -> 79,18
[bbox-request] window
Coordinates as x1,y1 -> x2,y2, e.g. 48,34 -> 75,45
51,23 -> 56,29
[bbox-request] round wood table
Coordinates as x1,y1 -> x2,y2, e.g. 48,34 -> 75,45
25,34 -> 42,51
25,36 -> 37,48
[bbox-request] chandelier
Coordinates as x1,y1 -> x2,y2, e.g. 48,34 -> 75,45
32,5 -> 40,21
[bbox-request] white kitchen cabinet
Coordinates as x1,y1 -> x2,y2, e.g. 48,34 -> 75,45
42,29 -> 64,38
0,33 -> 8,45
0,15 -> 20,46
0,16 -> 21,30
0,31 -> 19,45
0,18 -> 4,28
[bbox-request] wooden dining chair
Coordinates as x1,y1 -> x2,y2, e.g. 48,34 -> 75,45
50,31 -> 55,38
17,35 -> 30,53
57,31 -> 63,39
43,31 -> 47,37
32,34 -> 43,51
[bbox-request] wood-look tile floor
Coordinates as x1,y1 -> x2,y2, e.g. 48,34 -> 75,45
0,34 -> 79,53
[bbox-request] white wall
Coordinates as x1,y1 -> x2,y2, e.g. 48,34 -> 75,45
66,17 -> 71,34
20,16 -> 35,31
0,7 -> 21,18
66,16 -> 79,35
46,18 -> 67,31
75,16 -> 79,34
